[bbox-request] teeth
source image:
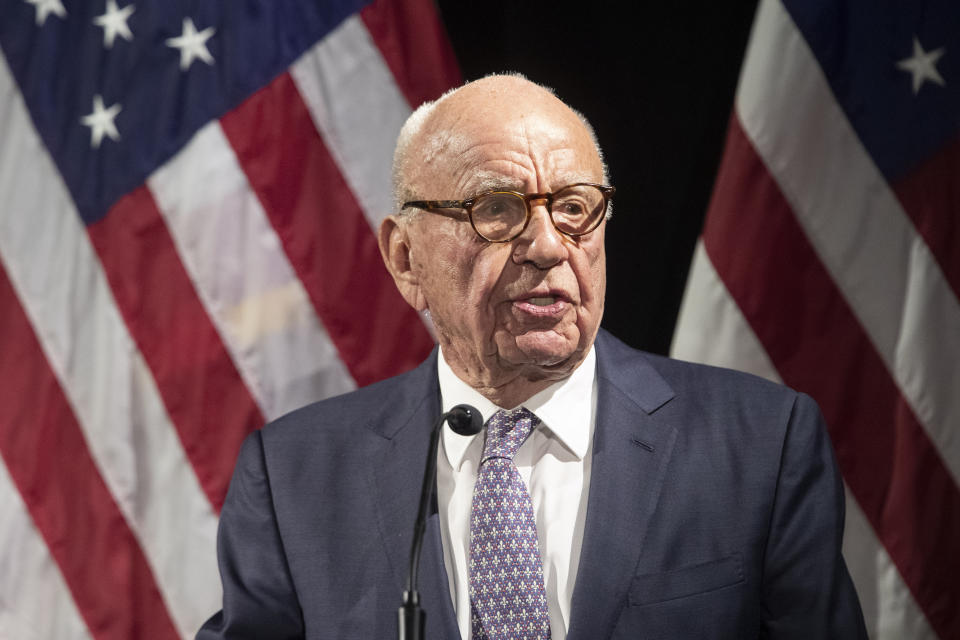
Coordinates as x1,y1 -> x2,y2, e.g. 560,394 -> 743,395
528,297 -> 556,306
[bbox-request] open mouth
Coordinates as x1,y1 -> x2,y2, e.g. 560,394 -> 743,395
527,296 -> 556,306
512,293 -> 570,317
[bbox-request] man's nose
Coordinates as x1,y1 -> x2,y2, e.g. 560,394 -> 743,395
513,203 -> 567,268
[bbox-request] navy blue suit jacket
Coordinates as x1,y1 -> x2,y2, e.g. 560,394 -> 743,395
198,330 -> 866,639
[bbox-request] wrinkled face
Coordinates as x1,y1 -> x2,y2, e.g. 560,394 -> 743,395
382,78 -> 607,403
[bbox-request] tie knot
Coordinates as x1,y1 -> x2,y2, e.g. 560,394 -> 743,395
481,408 -> 540,463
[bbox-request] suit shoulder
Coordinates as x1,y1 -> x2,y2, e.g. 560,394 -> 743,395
648,351 -> 792,399
596,331 -> 826,464
596,330 -> 804,416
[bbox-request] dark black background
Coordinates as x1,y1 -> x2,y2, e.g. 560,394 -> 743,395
434,1 -> 760,354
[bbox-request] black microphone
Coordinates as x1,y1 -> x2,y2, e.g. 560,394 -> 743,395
398,404 -> 483,640
445,404 -> 484,436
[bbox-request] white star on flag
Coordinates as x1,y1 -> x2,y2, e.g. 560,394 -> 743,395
165,17 -> 216,71
93,0 -> 135,49
80,95 -> 122,149
24,0 -> 66,26
896,36 -> 946,94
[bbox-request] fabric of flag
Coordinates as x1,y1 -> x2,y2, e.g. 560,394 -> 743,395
0,0 -> 459,637
672,0 -> 959,638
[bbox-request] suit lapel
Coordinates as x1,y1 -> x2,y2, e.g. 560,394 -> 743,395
367,350 -> 462,639
567,332 -> 678,640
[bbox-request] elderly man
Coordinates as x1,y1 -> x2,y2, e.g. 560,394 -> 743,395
198,75 -> 866,639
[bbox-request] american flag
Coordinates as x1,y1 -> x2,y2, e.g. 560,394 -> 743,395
0,0 -> 458,637
673,0 -> 959,638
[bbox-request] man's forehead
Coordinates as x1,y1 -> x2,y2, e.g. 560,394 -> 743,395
415,137 -> 600,199
429,110 -> 597,176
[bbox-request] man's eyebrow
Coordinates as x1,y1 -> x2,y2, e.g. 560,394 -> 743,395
551,172 -> 597,187
462,172 -> 599,198
462,172 -> 525,196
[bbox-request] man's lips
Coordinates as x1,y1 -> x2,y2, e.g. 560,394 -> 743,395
511,292 -> 572,317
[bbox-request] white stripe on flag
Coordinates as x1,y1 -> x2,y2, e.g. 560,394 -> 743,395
843,487 -> 938,640
671,240 -> 779,380
0,460 -> 92,640
671,242 -> 934,640
147,121 -> 356,420
0,54 -> 219,638
736,0 -> 960,487
290,15 -> 412,230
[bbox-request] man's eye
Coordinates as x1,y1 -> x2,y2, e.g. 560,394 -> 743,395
488,201 -> 509,215
475,195 -> 522,218
556,200 -> 586,216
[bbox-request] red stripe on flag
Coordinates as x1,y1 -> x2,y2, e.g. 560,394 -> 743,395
893,134 -> 960,302
87,186 -> 263,511
360,0 -> 462,107
220,72 -> 435,387
703,115 -> 960,638
0,262 -> 180,640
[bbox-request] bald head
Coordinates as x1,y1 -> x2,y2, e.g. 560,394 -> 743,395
392,74 -> 606,213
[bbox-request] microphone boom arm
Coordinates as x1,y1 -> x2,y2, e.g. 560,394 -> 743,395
398,404 -> 482,640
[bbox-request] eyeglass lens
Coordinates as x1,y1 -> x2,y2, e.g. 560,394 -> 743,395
470,184 -> 606,241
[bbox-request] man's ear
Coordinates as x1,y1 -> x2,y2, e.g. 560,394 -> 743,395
379,215 -> 426,311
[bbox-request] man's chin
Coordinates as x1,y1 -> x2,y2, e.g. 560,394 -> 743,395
500,331 -> 582,371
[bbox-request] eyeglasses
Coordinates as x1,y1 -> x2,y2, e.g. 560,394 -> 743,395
402,183 -> 615,243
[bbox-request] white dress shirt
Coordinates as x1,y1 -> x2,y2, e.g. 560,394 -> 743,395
436,347 -> 597,640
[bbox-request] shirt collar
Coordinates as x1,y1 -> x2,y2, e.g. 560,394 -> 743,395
438,345 -> 597,471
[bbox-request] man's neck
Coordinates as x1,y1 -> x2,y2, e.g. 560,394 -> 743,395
439,348 -> 594,410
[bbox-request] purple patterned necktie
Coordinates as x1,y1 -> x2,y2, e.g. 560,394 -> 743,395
469,408 -> 551,640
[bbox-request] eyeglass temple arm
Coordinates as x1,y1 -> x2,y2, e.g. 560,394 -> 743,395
402,200 -> 467,210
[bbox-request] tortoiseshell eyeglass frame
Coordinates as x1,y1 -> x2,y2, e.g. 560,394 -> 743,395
402,183 -> 615,243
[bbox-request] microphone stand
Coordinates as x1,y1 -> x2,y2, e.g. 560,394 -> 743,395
398,405 -> 482,640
